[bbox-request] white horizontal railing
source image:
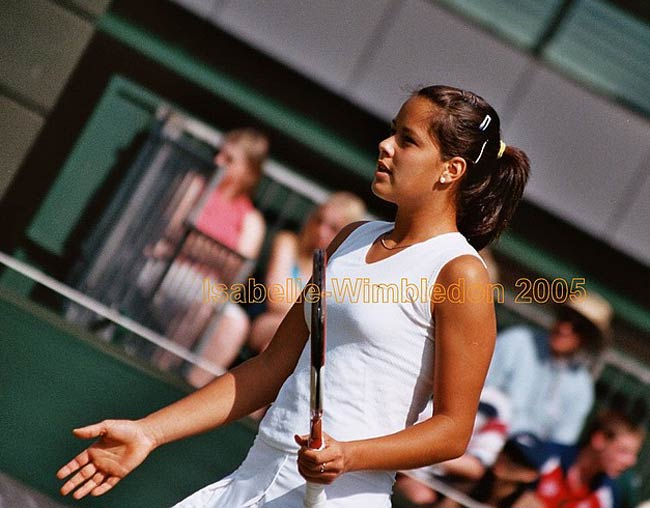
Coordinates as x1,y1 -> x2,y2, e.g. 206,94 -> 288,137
0,251 -> 225,378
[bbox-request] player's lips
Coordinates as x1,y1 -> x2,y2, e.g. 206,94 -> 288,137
376,161 -> 392,176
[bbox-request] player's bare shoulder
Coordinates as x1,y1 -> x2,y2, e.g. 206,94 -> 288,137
437,254 -> 489,289
326,221 -> 368,258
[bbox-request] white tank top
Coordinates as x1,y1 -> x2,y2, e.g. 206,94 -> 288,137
258,221 -> 484,459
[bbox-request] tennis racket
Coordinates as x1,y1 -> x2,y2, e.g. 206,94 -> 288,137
304,248 -> 327,508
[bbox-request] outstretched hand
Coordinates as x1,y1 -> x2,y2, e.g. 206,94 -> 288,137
294,433 -> 349,485
56,419 -> 157,499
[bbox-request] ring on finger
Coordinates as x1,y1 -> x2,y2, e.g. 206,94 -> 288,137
319,462 -> 327,473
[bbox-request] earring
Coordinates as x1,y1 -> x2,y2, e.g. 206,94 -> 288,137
439,176 -> 446,183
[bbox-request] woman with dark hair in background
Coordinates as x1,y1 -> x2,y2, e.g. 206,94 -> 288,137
57,85 -> 530,507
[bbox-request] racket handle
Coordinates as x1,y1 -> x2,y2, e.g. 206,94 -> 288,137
304,482 -> 326,508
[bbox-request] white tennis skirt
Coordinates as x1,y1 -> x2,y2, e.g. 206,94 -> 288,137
172,436 -> 393,508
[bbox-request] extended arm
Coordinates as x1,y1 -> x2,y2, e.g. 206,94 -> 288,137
57,300 -> 308,499
57,221 -> 363,499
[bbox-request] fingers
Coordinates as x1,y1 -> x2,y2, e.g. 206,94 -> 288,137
71,471 -> 106,500
56,450 -> 89,480
60,462 -> 96,496
72,421 -> 107,440
91,476 -> 120,496
59,461 -> 120,499
295,432 -> 346,485
299,445 -> 339,465
57,422 -> 108,480
294,434 -> 309,447
297,460 -> 337,485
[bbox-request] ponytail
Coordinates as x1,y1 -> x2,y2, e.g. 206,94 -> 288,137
415,85 -> 531,250
458,145 -> 530,250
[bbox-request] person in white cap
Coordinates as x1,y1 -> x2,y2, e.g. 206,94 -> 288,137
484,291 -> 613,445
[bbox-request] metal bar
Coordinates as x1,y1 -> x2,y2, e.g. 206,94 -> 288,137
0,251 -> 225,377
400,472 -> 492,508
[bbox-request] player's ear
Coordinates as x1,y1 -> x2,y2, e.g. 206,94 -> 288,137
440,157 -> 466,184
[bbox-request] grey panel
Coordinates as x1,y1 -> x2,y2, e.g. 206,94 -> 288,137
66,0 -> 112,17
543,0 -> 650,116
0,0 -> 94,112
610,160 -> 650,266
0,472 -> 68,508
347,0 -> 532,120
438,0 -> 564,49
505,66 -> 650,238
0,95 -> 44,200
213,0 -> 393,92
170,0 -> 223,20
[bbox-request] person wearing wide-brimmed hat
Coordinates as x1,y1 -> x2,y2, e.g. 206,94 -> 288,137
484,292 -> 613,445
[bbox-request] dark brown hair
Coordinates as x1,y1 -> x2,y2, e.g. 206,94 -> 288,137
582,408 -> 646,446
415,85 -> 530,250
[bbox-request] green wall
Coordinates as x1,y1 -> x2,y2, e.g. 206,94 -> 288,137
0,286 -> 255,507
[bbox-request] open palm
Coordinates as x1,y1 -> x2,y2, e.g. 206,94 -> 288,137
57,419 -> 157,499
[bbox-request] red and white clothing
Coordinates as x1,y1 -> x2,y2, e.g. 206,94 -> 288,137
195,187 -> 254,250
536,446 -> 618,508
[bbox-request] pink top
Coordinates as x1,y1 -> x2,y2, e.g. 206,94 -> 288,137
194,188 -> 254,250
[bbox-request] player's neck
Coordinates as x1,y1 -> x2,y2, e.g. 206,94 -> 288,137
392,206 -> 458,244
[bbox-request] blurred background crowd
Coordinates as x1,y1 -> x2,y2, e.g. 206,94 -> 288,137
1,1 -> 649,507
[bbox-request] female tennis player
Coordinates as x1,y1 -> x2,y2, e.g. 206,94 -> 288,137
57,85 -> 530,507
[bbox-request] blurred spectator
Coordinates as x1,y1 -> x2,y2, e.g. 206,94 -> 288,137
394,386 -> 512,507
148,128 -> 269,370
186,191 -> 366,387
247,191 -> 366,354
485,292 -> 613,444
515,409 -> 645,508
469,433 -> 546,508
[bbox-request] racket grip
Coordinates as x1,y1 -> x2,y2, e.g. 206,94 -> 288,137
304,482 -> 326,508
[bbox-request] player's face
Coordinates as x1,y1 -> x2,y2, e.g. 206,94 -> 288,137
372,96 -> 446,205
598,431 -> 643,478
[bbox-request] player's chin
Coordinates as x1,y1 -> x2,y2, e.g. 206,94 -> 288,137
370,180 -> 395,203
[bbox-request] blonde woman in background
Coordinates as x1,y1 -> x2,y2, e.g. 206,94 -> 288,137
186,192 -> 366,387
248,192 -> 367,355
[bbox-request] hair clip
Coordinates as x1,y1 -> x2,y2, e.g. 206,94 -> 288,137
474,140 -> 488,164
479,115 -> 492,131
